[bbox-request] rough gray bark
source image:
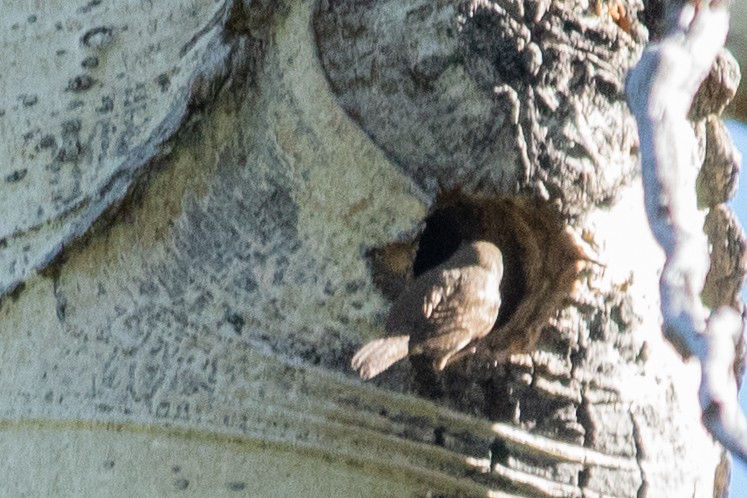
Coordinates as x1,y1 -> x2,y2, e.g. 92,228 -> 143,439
0,0 -> 743,497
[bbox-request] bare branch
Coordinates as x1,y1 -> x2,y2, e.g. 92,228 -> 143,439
626,0 -> 747,462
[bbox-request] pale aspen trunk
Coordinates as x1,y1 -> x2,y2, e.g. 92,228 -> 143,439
0,1 -> 743,496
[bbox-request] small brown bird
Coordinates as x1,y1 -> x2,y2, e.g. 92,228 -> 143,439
352,240 -> 503,379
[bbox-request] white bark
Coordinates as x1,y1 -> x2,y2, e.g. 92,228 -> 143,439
626,0 -> 747,463
0,0 -> 743,496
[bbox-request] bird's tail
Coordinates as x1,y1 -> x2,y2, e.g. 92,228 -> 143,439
351,335 -> 409,380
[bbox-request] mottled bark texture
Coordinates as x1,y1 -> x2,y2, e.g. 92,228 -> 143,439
315,0 -> 642,214
0,0 -> 743,497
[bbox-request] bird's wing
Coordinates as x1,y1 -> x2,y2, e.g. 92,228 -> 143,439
416,266 -> 501,346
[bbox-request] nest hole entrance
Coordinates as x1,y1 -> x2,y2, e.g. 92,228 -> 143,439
412,195 -> 527,329
368,190 -> 586,360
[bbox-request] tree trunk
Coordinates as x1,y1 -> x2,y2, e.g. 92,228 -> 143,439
0,0 -> 743,497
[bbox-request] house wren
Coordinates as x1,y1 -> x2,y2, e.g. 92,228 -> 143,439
352,240 -> 503,379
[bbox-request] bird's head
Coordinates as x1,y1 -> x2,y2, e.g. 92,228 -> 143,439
454,240 -> 503,275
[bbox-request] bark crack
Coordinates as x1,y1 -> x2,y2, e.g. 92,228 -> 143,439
631,414 -> 648,498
